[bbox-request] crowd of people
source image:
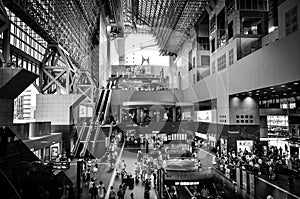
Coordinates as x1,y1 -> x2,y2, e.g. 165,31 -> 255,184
215,145 -> 299,184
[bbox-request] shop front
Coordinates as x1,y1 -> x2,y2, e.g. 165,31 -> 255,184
24,133 -> 62,162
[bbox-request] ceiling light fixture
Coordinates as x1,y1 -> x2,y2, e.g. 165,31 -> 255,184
270,87 -> 274,89
294,82 -> 299,85
281,85 -> 286,87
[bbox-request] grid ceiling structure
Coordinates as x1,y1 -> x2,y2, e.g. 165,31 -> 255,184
122,0 -> 208,54
3,0 -> 99,70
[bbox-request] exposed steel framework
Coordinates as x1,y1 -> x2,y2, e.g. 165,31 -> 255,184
1,0 -> 99,95
3,0 -> 98,69
122,0 -> 208,54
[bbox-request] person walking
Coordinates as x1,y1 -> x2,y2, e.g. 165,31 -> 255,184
117,184 -> 125,199
89,182 -> 98,199
109,186 -> 116,199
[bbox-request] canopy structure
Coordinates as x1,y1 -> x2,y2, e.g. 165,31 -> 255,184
119,0 -> 208,55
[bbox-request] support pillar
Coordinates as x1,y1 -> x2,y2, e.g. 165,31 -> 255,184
136,108 -> 141,123
156,111 -> 160,122
141,108 -> 144,123
172,107 -> 176,122
0,5 -> 10,67
2,27 -> 10,64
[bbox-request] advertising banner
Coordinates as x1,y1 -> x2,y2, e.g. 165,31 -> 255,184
237,140 -> 253,152
196,110 -> 212,122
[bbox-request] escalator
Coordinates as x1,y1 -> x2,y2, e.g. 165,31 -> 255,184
71,122 -> 87,157
95,89 -> 105,115
75,84 -> 114,158
99,89 -> 112,124
88,125 -> 110,158
73,125 -> 89,158
177,186 -> 193,198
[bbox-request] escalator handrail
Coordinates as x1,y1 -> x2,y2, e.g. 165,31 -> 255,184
164,185 -> 172,199
184,186 -> 193,197
90,123 -> 101,155
100,89 -> 110,123
72,122 -> 87,155
102,89 -> 112,124
95,89 -> 105,115
80,124 -> 93,157
96,89 -> 108,123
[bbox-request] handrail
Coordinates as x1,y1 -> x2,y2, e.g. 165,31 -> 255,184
164,185 -> 172,199
96,90 -> 108,122
102,89 -> 112,124
80,123 -> 93,157
95,89 -> 105,116
257,176 -> 300,199
91,122 -> 101,155
184,186 -> 193,197
72,122 -> 87,156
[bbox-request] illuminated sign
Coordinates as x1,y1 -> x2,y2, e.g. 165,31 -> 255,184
196,110 -> 212,122
267,115 -> 288,127
175,182 -> 199,186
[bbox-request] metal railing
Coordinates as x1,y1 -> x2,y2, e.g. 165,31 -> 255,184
72,122 -> 87,156
80,123 -> 93,157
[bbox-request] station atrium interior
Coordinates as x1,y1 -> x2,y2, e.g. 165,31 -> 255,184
1,0 -> 300,199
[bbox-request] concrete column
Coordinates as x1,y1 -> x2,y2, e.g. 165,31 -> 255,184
169,57 -> 175,88
156,111 -> 160,122
0,98 -> 13,126
172,107 -> 176,122
136,108 -> 141,123
2,27 -> 11,63
140,108 -> 144,122
116,37 -> 125,65
107,34 -> 111,79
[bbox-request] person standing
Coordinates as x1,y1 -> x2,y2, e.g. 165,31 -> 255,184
89,182 -> 98,199
109,186 -> 116,199
117,184 -> 125,199
201,185 -> 209,198
145,139 -> 149,153
153,170 -> 157,187
130,192 -> 134,199
97,181 -> 106,199
92,164 -> 98,179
